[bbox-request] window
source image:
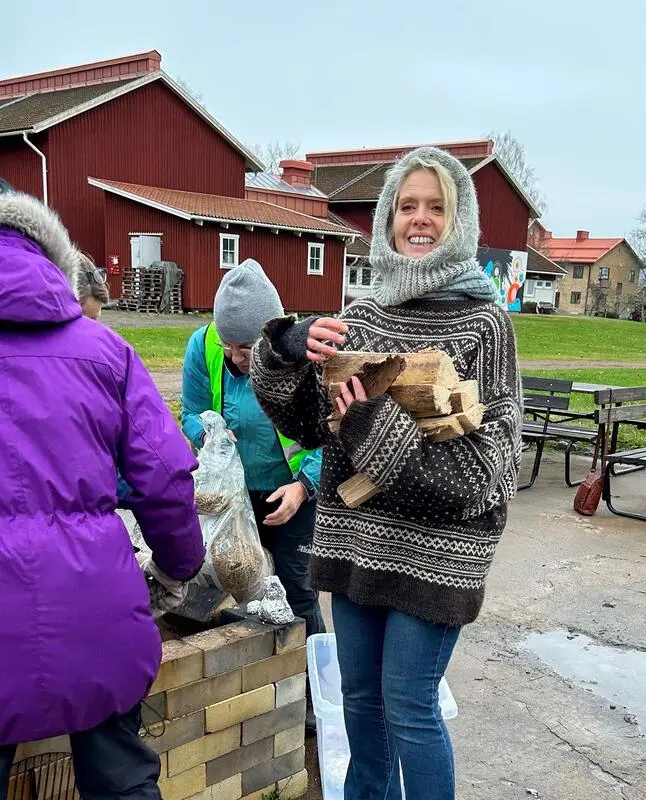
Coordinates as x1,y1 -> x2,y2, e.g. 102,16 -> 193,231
349,265 -> 373,287
308,242 -> 324,275
616,282 -> 623,296
524,279 -> 536,297
573,265 -> 585,279
630,270 -> 636,282
570,291 -> 582,305
219,233 -> 239,269
599,266 -> 610,280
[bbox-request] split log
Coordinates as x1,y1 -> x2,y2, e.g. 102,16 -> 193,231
388,384 -> 452,417
457,403 -> 486,434
354,355 -> 406,396
450,380 -> 479,413
327,355 -> 406,434
417,404 -> 486,441
323,349 -> 459,390
336,473 -> 380,508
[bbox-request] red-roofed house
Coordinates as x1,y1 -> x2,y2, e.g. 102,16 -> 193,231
529,223 -> 642,315
0,52 -> 357,312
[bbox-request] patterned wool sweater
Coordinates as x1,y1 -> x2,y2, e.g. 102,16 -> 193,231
250,297 -> 522,627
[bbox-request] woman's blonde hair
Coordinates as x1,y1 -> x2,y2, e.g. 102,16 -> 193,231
388,156 -> 460,248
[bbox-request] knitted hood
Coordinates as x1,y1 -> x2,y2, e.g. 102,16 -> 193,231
369,146 -> 498,306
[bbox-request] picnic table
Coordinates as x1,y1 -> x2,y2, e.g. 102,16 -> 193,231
520,378 -> 617,490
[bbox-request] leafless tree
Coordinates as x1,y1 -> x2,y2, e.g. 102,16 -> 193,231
627,208 -> 646,321
486,130 -> 547,215
248,141 -> 302,173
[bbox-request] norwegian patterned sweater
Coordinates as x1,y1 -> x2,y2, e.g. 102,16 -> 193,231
250,297 -> 523,627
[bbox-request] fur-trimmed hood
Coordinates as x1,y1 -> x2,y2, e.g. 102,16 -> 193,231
0,192 -> 81,286
0,192 -> 82,324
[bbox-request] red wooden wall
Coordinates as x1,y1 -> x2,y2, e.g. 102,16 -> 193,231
330,203 -> 374,237
0,133 -> 48,199
472,162 -> 530,252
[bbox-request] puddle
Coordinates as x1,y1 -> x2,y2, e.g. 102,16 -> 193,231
522,630 -> 646,728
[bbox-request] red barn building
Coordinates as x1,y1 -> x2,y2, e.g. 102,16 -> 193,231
0,51 -> 357,312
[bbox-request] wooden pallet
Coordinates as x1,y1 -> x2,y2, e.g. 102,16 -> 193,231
119,267 -> 183,313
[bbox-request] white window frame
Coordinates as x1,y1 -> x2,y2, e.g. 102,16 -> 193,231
219,233 -> 240,269
308,242 -> 325,276
524,279 -> 536,297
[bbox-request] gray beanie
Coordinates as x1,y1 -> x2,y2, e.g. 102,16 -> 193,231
214,259 -> 284,343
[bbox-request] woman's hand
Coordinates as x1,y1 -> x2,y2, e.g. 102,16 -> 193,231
335,376 -> 367,416
306,318 -> 348,363
264,481 -> 308,526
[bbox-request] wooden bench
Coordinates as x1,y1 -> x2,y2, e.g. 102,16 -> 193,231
594,387 -> 646,521
520,377 -> 597,490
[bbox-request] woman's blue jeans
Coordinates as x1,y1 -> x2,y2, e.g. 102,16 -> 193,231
332,594 -> 460,800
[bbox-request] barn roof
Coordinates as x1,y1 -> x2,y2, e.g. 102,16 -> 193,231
88,178 -> 359,239
0,72 -> 264,171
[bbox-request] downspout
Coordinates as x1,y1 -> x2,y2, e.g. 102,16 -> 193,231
22,133 -> 48,206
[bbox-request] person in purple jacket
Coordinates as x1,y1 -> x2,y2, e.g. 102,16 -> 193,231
0,188 -> 205,798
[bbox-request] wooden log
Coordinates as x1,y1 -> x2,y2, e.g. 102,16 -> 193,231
355,355 -> 406,396
388,384 -> 452,417
323,349 -> 459,390
417,403 -> 486,441
457,403 -> 486,434
450,380 -> 479,413
337,473 -> 380,508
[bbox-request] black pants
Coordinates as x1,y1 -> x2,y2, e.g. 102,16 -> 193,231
250,491 -> 325,638
0,704 -> 161,800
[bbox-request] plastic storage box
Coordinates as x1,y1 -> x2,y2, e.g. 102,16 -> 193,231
307,633 -> 458,800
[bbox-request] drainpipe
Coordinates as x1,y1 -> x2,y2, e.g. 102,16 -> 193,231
22,133 -> 48,206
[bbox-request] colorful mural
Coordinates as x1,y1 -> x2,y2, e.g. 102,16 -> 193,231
477,247 -> 528,312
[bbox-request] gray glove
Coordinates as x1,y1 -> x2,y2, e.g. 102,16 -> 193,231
137,553 -> 188,618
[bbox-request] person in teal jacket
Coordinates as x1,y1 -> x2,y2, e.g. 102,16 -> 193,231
181,259 -> 325,640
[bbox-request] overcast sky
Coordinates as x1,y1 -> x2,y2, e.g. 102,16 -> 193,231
3,0 -> 644,238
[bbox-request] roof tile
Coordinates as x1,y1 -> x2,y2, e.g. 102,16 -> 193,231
544,237 -> 623,263
92,179 -> 358,236
0,79 -> 138,132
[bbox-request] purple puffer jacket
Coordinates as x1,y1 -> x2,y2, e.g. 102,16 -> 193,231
0,193 -> 205,746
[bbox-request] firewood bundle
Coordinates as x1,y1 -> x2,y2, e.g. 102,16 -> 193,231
323,349 -> 486,508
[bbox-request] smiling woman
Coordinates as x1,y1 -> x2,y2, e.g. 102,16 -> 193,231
250,145 -> 524,800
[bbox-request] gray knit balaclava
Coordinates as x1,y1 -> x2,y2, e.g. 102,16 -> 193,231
214,259 -> 283,344
370,146 -> 498,306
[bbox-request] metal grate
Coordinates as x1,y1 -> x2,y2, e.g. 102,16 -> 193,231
9,753 -> 77,800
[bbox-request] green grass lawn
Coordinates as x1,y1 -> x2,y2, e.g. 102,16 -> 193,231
115,327 -> 196,369
511,314 -> 646,362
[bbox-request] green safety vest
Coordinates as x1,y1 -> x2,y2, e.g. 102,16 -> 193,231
203,323 -> 312,475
